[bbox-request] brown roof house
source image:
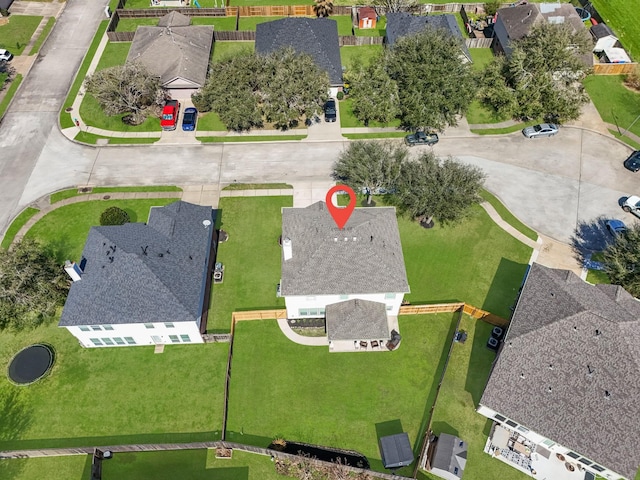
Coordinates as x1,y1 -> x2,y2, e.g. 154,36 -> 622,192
126,11 -> 213,96
477,263 -> 640,480
493,2 -> 592,66
357,6 -> 377,30
280,202 -> 409,352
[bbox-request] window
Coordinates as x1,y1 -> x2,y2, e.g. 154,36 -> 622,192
309,308 -> 318,316
319,308 -> 325,315
164,322 -> 175,328
124,337 -> 136,345
339,295 -> 349,300
591,465 -> 605,472
454,467 -> 459,475
79,326 -> 90,331
516,426 -> 529,434
298,309 -> 309,316
566,452 -> 580,460
101,338 -> 114,345
169,335 -> 180,343
494,414 -> 506,422
90,325 -> 102,331
541,439 -> 556,447
102,325 -> 114,331
385,293 -> 396,299
144,323 -> 154,329
386,305 -> 393,311
578,458 -> 592,466
505,420 -> 518,428
180,334 -> 190,343
90,338 -> 103,346
113,337 -> 125,345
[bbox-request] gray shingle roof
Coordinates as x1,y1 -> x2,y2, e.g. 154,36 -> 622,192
326,299 -> 389,341
480,263 -> 640,479
385,13 -> 470,61
255,17 -> 343,86
126,17 -> 213,88
495,5 -> 543,42
431,433 -> 467,480
281,202 -> 409,296
59,201 -> 214,327
590,23 -> 614,40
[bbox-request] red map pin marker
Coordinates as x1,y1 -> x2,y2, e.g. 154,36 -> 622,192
326,185 -> 356,230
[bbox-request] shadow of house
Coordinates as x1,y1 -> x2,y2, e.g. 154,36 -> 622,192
59,201 -> 217,348
385,13 -> 471,63
255,17 -> 343,94
126,11 -> 213,98
477,263 -> 640,480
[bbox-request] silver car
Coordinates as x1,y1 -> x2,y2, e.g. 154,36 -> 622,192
522,123 -> 559,138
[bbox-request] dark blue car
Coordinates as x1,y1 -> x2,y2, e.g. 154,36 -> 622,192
181,107 -> 198,131
623,151 -> 640,172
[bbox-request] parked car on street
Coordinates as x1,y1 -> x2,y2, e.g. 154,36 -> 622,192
522,123 -> 559,138
605,219 -> 627,237
623,151 -> 640,172
0,49 -> 14,62
621,195 -> 640,218
404,131 -> 439,147
181,107 -> 197,131
324,98 -> 336,122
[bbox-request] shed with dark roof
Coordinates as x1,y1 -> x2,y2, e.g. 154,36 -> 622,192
255,17 -> 343,86
380,433 -> 414,469
479,263 -> 640,480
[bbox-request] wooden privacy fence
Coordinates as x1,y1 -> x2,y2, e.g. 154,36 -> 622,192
593,62 -> 638,75
340,36 -> 384,46
399,302 -> 509,327
213,30 -> 255,41
465,37 -> 493,48
107,31 -> 135,41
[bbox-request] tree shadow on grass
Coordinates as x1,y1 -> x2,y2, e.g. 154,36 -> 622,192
0,388 -> 33,480
430,421 -> 459,438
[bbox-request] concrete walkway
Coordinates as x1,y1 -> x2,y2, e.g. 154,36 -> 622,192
276,319 -> 329,346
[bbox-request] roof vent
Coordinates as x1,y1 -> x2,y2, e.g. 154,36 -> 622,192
283,237 -> 293,261
370,235 -> 373,242
548,364 -> 553,370
547,386 -> 552,393
604,390 -> 611,399
334,237 -> 338,242
595,329 -> 601,337
587,365 -> 595,376
344,237 -> 348,241
353,237 -> 357,241
202,219 -> 212,228
520,373 -> 525,379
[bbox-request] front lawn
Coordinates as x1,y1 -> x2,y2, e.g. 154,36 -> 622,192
209,196 -> 291,332
0,206 -> 39,250
226,314 -> 455,474
584,75 -> 640,141
24,199 -> 176,261
421,315 -> 530,480
0,321 -> 228,450
0,15 -> 43,55
197,111 -> 226,131
339,97 -> 402,128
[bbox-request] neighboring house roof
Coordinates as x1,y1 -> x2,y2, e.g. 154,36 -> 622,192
255,17 -> 343,86
480,263 -> 640,479
379,433 -> 414,469
0,0 -> 14,10
126,13 -> 213,89
590,23 -> 614,40
326,299 -> 389,341
497,3 -> 588,42
430,434 -> 467,480
280,202 -> 409,296
59,201 -> 214,327
385,13 -> 470,61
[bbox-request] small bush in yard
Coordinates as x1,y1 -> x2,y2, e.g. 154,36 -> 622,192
100,206 -> 130,226
336,91 -> 344,100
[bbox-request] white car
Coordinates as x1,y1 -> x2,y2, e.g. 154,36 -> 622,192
621,195 -> 640,218
0,49 -> 14,62
522,123 -> 559,138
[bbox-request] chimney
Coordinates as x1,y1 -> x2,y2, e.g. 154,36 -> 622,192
64,260 -> 83,282
283,237 -> 293,261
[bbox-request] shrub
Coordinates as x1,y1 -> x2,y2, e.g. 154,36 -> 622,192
336,91 -> 344,100
99,207 -> 130,226
624,65 -> 640,91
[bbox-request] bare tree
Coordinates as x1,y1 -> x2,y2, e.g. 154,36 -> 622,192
372,0 -> 418,14
85,62 -> 166,125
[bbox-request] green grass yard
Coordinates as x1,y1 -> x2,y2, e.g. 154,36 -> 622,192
480,190 -> 538,241
197,111 -> 227,131
24,199 -> 176,262
0,74 -> 23,119
115,17 -> 158,32
211,42 -> 255,63
339,97 -> 402,128
29,17 -> 55,55
49,186 -> 181,204
591,0 -> 640,62
584,75 -> 640,141
0,207 -> 39,250
209,197 -> 291,332
0,455 -> 89,480
0,321 -> 228,450
192,16 -> 238,29
226,314 -> 455,474
74,132 -> 160,144
340,44 -> 383,71
0,15 -> 42,55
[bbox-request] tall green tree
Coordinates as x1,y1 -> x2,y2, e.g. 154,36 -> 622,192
0,239 -> 69,331
395,152 -> 485,225
385,28 -> 477,131
259,47 -> 330,129
479,23 -> 591,122
85,62 -> 165,125
601,226 -> 640,297
350,58 -> 401,126
332,141 -> 407,204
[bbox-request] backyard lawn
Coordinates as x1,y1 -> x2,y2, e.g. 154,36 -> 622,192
420,315 -> 530,480
591,0 -> 640,62
584,75 -> 640,141
0,15 -> 42,55
340,44 -> 383,71
209,196 -> 291,332
226,314 -> 456,475
211,41 -> 255,63
0,321 -> 228,450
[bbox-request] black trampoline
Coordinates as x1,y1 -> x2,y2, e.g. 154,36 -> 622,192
8,344 -> 54,385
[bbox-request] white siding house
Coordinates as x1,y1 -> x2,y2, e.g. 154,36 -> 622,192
280,202 -> 409,351
59,201 -> 216,348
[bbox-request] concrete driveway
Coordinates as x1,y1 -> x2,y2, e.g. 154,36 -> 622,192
0,0 -> 637,246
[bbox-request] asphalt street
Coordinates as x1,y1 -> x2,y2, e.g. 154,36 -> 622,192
0,0 -> 637,244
